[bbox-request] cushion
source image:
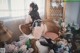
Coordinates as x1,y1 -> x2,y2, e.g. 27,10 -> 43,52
44,32 -> 59,40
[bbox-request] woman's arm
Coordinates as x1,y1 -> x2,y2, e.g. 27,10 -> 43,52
25,15 -> 32,24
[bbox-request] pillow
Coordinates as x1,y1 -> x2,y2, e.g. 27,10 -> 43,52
44,32 -> 59,40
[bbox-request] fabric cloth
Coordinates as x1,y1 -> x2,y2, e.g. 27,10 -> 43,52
36,40 -> 49,53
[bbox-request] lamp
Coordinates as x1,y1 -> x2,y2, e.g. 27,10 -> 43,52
0,21 -> 12,47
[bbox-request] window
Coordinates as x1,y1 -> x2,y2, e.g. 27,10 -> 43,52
0,0 -> 45,19
0,0 -> 9,17
11,0 -> 25,17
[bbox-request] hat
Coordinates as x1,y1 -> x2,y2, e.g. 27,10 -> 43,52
19,24 -> 32,35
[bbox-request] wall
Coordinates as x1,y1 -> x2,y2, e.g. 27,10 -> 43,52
65,2 -> 80,28
0,0 -> 46,41
77,3 -> 80,27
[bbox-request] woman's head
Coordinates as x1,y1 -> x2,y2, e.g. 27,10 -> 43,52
29,2 -> 38,12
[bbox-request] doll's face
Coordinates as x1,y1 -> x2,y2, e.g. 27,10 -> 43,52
29,6 -> 33,12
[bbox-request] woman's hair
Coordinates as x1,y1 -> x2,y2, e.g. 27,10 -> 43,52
29,2 -> 41,21
30,2 -> 38,12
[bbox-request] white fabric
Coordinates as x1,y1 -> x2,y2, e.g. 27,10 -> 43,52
36,40 -> 49,53
49,49 -> 54,53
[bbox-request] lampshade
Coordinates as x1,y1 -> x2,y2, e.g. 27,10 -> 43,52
0,21 -> 12,42
0,29 -> 12,42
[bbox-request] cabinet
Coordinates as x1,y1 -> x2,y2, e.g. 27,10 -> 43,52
46,0 -> 66,20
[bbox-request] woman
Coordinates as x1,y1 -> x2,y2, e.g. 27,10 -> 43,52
25,2 -> 44,39
25,2 -> 41,26
19,3 -> 42,53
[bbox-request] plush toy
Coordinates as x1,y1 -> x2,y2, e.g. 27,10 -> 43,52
5,44 -> 19,53
5,34 -> 35,53
18,45 -> 27,53
56,38 -> 69,53
5,42 -> 34,53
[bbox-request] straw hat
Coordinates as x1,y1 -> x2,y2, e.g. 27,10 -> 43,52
19,24 -> 32,35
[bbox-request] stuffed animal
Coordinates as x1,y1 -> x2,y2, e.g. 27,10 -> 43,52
18,45 -> 27,53
56,38 -> 69,53
5,44 -> 19,53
